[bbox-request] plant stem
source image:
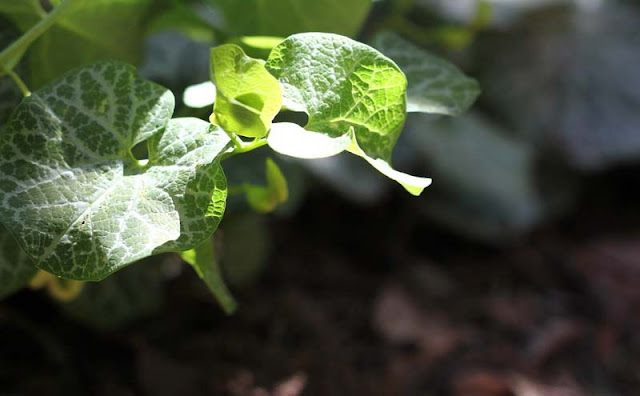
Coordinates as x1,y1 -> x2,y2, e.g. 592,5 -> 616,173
0,0 -> 78,72
220,136 -> 269,160
6,69 -> 31,97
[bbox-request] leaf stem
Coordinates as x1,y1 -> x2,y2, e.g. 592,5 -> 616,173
0,0 -> 78,73
220,136 -> 269,160
6,69 -> 31,97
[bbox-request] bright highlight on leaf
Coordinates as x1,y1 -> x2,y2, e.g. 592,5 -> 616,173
183,81 -> 216,108
0,62 -> 230,281
371,32 -> 480,115
265,33 -> 431,195
209,44 -> 282,138
268,123 -> 351,159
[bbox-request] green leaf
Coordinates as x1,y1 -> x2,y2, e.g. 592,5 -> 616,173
371,32 -> 480,115
0,0 -> 43,31
180,238 -> 236,314
244,158 -> 289,213
0,225 -> 36,299
265,158 -> 288,203
0,61 -> 230,281
209,44 -> 282,138
4,0 -> 154,88
58,257 -> 165,329
265,33 -> 431,195
209,0 -> 372,38
147,3 -> 215,42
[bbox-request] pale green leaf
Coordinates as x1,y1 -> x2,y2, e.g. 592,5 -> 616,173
210,44 -> 282,138
265,33 -> 430,195
268,123 -> 351,159
210,0 -> 372,38
180,238 -> 237,314
0,62 -> 230,281
0,225 -> 36,299
371,32 -> 480,115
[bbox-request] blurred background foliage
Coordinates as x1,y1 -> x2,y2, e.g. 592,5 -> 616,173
2,0 -> 640,394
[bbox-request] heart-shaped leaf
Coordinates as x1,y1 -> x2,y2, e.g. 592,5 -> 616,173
265,33 -> 431,195
0,61 -> 230,281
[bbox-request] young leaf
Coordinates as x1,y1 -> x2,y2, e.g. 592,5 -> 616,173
0,225 -> 36,300
209,44 -> 282,138
209,0 -> 372,38
265,158 -> 288,204
180,238 -> 237,314
0,62 -> 230,281
265,33 -> 431,195
244,158 -> 289,213
371,32 -> 480,115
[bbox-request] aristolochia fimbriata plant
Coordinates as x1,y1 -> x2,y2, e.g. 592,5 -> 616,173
0,1 -> 479,313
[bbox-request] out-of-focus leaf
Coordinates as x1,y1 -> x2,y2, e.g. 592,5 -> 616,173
139,31 -> 210,89
2,0 -> 155,88
477,4 -> 640,170
223,148 -> 307,217
58,257 -> 165,329
221,213 -> 270,287
228,36 -> 284,60
371,32 -> 480,115
208,0 -> 372,38
180,238 -> 236,314
0,225 -> 36,300
407,113 -> 547,242
147,3 -> 216,42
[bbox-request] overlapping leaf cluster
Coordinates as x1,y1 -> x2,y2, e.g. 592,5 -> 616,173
0,1 -> 479,309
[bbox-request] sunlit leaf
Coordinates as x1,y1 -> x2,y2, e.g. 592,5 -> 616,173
0,62 -> 229,280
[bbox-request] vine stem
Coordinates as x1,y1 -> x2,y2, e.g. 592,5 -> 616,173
0,0 -> 78,72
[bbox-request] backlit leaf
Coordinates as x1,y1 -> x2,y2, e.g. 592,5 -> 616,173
209,44 -> 282,138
